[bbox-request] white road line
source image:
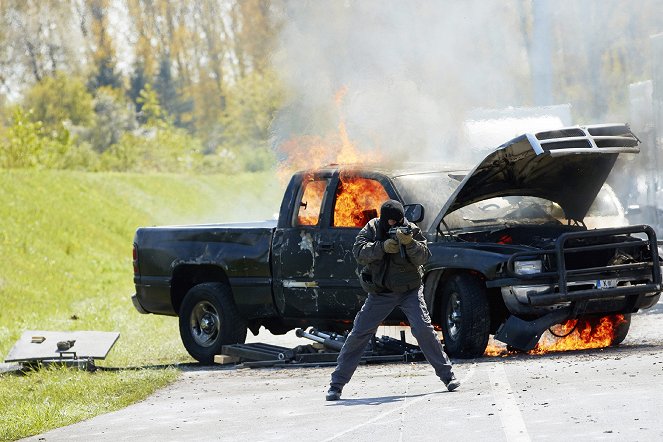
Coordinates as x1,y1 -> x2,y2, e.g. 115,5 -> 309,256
488,364 -> 531,442
322,364 -> 477,442
397,373 -> 410,442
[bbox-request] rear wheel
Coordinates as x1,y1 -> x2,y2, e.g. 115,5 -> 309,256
178,282 -> 247,364
440,274 -> 490,358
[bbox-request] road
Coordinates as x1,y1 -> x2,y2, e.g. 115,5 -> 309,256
24,301 -> 663,442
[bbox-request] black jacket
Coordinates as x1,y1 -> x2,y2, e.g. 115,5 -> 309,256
353,218 -> 431,293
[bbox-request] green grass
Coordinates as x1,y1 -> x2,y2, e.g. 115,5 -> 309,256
0,169 -> 283,441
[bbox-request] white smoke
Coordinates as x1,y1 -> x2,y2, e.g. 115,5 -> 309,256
271,0 -> 531,163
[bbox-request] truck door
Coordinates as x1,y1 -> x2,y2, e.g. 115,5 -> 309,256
314,173 -> 395,318
272,172 -> 332,318
273,171 -> 398,320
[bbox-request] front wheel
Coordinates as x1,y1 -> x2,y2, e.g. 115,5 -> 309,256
440,274 -> 490,358
178,282 -> 247,364
610,313 -> 631,346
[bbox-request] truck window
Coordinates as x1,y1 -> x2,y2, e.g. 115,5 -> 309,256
333,176 -> 389,227
295,178 -> 328,226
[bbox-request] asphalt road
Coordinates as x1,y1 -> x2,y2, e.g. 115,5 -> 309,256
23,301 -> 663,442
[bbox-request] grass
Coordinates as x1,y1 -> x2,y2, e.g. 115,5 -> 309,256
0,169 -> 283,441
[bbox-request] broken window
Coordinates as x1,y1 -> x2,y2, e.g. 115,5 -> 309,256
333,176 -> 389,228
295,177 -> 328,226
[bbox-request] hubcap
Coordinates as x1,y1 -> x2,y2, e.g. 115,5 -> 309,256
190,301 -> 221,347
446,292 -> 462,340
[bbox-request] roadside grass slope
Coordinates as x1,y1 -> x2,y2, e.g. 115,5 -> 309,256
0,170 -> 282,441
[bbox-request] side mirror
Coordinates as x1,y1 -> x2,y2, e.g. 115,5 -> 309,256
404,203 -> 425,223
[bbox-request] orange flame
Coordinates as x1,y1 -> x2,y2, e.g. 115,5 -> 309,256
531,314 -> 626,354
483,314 -> 626,357
296,176 -> 327,226
276,86 -> 382,183
294,173 -> 389,227
334,175 -> 389,227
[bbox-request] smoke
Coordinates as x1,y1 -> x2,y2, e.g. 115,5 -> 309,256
271,0 -> 531,164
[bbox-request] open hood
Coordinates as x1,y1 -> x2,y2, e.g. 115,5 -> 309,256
431,124 -> 639,230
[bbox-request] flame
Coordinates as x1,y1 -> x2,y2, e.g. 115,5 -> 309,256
276,86 -> 382,183
484,340 -> 510,357
530,314 -> 626,354
483,314 -> 626,357
295,173 -> 389,227
333,175 -> 389,227
296,175 -> 327,226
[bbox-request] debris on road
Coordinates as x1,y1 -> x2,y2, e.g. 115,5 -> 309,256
216,327 -> 425,368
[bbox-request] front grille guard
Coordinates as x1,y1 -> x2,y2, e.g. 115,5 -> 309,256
505,225 -> 662,306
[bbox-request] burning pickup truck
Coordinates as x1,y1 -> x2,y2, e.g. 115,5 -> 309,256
131,123 -> 661,363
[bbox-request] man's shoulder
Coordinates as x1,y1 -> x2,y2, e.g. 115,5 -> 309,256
358,218 -> 379,235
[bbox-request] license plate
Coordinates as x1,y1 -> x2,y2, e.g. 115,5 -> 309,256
596,279 -> 618,289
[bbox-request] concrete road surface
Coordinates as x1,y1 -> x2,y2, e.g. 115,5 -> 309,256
23,302 -> 663,442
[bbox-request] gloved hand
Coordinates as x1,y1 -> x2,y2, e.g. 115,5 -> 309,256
396,228 -> 413,245
383,238 -> 400,254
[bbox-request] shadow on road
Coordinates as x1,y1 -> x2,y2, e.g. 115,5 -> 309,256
326,390 -> 443,406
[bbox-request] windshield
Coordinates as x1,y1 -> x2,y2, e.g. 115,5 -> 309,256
392,171 -> 464,231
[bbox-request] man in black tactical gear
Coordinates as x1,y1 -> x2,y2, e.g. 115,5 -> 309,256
326,199 -> 459,401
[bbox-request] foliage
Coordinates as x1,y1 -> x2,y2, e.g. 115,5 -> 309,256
22,72 -> 94,129
98,85 -> 207,173
86,87 -> 137,154
0,169 -> 283,440
0,1 -> 285,174
87,0 -> 123,91
0,107 -> 96,170
2,0 -> 663,163
221,69 -> 284,150
216,69 -> 284,172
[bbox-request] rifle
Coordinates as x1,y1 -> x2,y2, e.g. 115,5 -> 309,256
388,225 -> 412,258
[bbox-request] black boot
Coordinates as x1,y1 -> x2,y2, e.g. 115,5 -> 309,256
326,386 -> 342,401
444,374 -> 461,392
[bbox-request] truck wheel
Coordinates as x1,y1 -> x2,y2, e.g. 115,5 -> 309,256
178,282 -> 247,364
440,274 -> 490,358
610,314 -> 631,346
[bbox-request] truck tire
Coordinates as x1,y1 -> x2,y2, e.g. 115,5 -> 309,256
610,313 -> 631,346
178,282 -> 247,364
440,274 -> 490,358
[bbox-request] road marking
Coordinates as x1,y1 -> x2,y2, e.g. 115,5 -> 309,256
397,373 -> 411,442
488,364 -> 531,442
323,364 -> 476,442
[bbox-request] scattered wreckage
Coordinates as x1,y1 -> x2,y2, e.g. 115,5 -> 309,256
218,328 -> 425,368
131,123 -> 661,362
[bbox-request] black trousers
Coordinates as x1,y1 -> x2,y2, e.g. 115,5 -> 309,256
330,286 -> 453,389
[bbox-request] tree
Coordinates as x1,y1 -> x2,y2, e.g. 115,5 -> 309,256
87,86 -> 137,153
23,72 -> 94,129
129,60 -> 150,117
0,107 -> 94,169
86,0 -> 122,91
0,1 -> 85,95
219,69 -> 284,171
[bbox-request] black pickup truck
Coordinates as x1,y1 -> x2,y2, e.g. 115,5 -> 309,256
132,124 -> 662,363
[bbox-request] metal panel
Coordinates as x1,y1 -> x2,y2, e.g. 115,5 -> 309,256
4,330 -> 120,362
